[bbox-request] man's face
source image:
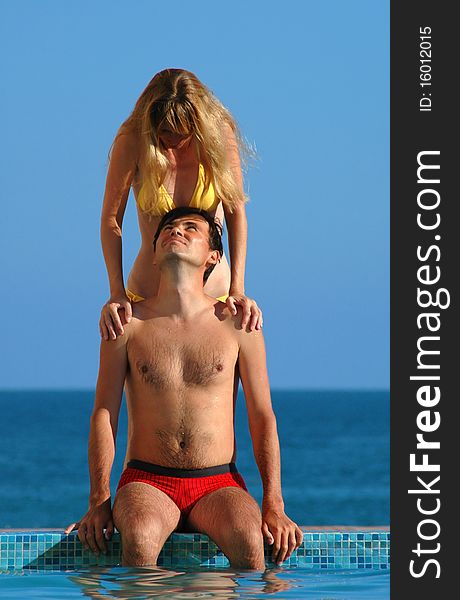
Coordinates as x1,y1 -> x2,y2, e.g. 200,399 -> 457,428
155,215 -> 218,271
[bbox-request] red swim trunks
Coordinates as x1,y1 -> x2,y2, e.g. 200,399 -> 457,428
116,459 -> 248,520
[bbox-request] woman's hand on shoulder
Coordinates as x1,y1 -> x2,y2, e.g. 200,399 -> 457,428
226,292 -> 263,331
99,293 -> 133,340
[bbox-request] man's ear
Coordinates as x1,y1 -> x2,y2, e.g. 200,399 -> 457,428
205,250 -> 220,268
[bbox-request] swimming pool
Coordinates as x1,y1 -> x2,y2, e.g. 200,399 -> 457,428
0,527 -> 390,598
0,566 -> 390,599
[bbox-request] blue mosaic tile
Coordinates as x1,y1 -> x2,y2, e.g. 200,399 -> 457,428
0,529 -> 390,572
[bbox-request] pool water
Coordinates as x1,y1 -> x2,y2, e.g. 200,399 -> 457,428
0,566 -> 389,599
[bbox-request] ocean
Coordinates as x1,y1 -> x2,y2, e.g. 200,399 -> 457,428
0,390 -> 389,528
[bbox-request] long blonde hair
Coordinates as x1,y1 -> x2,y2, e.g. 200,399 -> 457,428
109,68 -> 255,214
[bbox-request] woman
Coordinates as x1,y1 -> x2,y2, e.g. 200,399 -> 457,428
99,68 -> 262,340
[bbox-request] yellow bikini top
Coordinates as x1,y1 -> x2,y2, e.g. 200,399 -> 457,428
136,163 -> 220,217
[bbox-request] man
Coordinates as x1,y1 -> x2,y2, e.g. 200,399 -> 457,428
65,207 -> 303,569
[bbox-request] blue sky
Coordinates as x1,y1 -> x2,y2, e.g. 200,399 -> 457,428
0,0 -> 389,389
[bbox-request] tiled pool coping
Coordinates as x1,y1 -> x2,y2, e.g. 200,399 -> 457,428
0,526 -> 389,572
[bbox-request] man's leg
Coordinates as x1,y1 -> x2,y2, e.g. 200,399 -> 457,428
112,482 -> 181,567
184,486 -> 266,570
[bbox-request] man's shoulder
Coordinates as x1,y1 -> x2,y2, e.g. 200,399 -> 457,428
130,299 -> 160,321
107,302 -> 154,343
211,298 -> 235,321
211,300 -> 262,339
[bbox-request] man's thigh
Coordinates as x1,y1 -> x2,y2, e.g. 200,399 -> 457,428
183,486 -> 262,541
113,482 -> 182,542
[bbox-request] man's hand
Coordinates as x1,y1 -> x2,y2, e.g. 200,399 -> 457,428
64,498 -> 114,556
261,504 -> 303,565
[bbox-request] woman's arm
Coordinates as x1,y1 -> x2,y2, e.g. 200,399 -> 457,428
100,131 -> 138,296
99,131 -> 138,339
222,123 -> 262,330
222,122 -> 248,294
224,202 -> 248,295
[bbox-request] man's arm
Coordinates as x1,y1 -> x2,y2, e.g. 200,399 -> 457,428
238,326 -> 303,565
238,328 -> 283,506
88,331 -> 129,506
64,326 -> 129,554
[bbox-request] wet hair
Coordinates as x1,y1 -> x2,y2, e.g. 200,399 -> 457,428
153,207 -> 223,283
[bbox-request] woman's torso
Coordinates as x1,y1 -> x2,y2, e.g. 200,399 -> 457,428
128,158 -> 230,299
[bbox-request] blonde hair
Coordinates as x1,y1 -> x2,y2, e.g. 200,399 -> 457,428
109,68 -> 255,214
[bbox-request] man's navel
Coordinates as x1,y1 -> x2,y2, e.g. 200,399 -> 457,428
179,428 -> 186,449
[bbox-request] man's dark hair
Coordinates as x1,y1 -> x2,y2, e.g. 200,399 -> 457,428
153,207 -> 224,283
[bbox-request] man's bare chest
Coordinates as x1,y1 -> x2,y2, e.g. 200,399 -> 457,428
127,326 -> 238,389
